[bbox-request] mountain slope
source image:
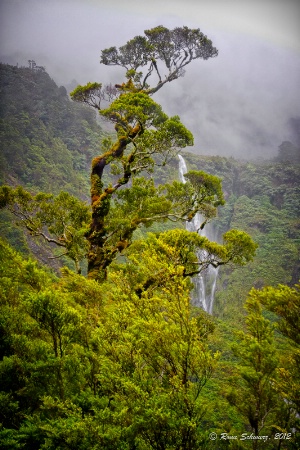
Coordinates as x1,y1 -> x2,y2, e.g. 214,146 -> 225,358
0,63 -> 106,198
0,63 -> 107,265
183,152 -> 300,320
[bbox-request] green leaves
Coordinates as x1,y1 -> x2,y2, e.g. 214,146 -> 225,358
252,284 -> 300,345
163,170 -> 225,226
0,238 -> 219,449
92,257 -> 217,448
185,170 -> 225,206
3,38 -> 297,448
100,26 -> 218,94
68,27 -> 219,279
1,231 -> 295,447
70,82 -> 102,107
100,91 -> 168,130
26,289 -> 82,358
119,35 -> 152,69
70,81 -> 120,112
222,229 -> 258,265
0,186 -> 90,272
148,114 -> 194,148
227,293 -> 279,438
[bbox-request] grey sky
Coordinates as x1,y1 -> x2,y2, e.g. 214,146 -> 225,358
1,0 -> 300,159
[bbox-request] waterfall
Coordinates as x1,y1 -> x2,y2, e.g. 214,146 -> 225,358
178,154 -> 219,314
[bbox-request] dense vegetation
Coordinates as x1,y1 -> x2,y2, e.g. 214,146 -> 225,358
0,62 -> 106,268
0,239 -> 299,449
183,153 -> 300,322
0,63 -> 106,197
0,24 -> 299,449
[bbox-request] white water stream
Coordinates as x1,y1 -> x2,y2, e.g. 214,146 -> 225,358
178,155 -> 219,314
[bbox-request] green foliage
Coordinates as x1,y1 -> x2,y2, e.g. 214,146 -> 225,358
275,141 -> 300,164
218,287 -> 299,449
68,31 -> 223,281
0,186 -> 90,273
252,284 -> 300,437
255,284 -> 300,345
101,91 -> 168,129
0,209 -> 29,254
70,82 -> 103,106
182,153 -> 300,321
1,236 -> 297,448
228,295 -> 278,436
0,63 -> 105,197
222,229 -> 258,266
1,26 -> 299,449
0,62 -> 110,266
0,238 -> 218,449
100,25 -> 218,94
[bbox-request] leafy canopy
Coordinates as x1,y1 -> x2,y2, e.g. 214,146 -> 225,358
100,25 -> 218,94
69,26 -> 223,280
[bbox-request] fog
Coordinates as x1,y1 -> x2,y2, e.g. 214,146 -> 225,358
1,0 -> 300,159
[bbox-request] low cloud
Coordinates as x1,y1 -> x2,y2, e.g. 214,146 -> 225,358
1,0 -> 299,160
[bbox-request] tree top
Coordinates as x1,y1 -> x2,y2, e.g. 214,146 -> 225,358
100,25 -> 218,95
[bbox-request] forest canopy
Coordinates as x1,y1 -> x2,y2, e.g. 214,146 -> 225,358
0,25 -> 299,449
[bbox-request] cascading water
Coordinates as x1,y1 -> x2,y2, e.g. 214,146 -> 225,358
178,154 -> 219,314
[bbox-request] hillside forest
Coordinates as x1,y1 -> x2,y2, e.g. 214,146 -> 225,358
0,26 -> 299,450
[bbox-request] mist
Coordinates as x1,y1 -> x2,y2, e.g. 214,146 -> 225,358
156,31 -> 300,159
1,0 -> 300,159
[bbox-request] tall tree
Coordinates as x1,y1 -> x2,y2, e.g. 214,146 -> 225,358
0,186 -> 90,274
0,26 -> 256,283
226,292 -> 279,449
70,26 -> 220,280
255,284 -> 300,447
